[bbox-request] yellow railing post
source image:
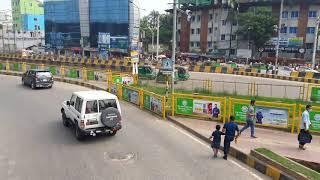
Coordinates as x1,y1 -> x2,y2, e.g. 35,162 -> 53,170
139,90 -> 144,109
223,96 -> 227,123
82,67 -> 87,81
5,61 -> 10,72
60,65 -> 65,78
40,64 -> 45,70
171,94 -> 175,117
134,74 -> 139,85
227,98 -> 232,123
162,96 -> 166,119
22,62 -> 27,72
106,70 -> 112,92
117,84 -> 123,99
291,105 -> 297,134
297,104 -> 302,133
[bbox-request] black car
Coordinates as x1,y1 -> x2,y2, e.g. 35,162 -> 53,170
22,70 -> 54,89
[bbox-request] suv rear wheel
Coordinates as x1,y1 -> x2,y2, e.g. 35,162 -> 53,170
62,112 -> 69,127
75,125 -> 85,141
107,131 -> 117,136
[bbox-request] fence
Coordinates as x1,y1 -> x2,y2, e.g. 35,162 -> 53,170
171,93 -> 227,123
227,98 -> 297,133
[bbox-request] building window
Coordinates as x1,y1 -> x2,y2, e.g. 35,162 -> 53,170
197,15 -> 201,22
178,17 -> 181,24
221,34 -> 225,41
222,20 -> 226,26
208,42 -> 213,48
190,42 -> 194,47
177,29 -> 181,35
191,29 -> 195,34
209,14 -> 213,20
232,21 -> 237,26
280,27 -> 287,33
196,42 -> 200,47
214,13 -> 218,22
306,43 -> 314,49
307,27 -> 316,34
289,27 -> 297,34
231,35 -> 236,41
208,27 -> 213,34
282,11 -> 288,18
308,11 -> 317,18
230,49 -> 236,55
291,11 -> 299,19
191,16 -> 195,22
196,28 -> 200,34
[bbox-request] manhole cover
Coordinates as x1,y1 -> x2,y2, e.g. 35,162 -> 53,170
107,152 -> 135,162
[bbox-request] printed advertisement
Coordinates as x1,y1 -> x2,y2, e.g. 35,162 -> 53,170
309,111 -> 320,132
122,88 -> 139,105
144,94 -> 162,114
111,84 -> 118,95
310,87 -> 320,103
176,98 -> 194,115
234,103 -> 288,126
193,100 -> 221,118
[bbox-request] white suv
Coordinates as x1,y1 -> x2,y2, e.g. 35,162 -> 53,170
61,91 -> 122,141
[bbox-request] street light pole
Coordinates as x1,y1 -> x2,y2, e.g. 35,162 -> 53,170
148,26 -> 154,60
156,15 -> 160,61
312,14 -> 320,69
275,0 -> 284,69
171,0 -> 177,94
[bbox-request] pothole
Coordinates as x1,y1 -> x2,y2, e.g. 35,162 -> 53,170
106,152 -> 135,162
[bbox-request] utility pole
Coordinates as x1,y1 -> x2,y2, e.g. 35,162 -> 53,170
156,15 -> 160,61
171,0 -> 177,94
312,14 -> 320,69
275,0 -> 284,69
1,25 -> 4,53
148,26 -> 154,60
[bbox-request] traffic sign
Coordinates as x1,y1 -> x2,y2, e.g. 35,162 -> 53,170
162,58 -> 173,71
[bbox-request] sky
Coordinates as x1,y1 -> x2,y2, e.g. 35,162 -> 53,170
1,0 -> 171,17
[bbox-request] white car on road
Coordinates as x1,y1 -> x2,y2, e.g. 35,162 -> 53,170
61,91 -> 122,141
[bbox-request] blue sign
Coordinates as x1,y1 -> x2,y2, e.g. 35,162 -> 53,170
162,58 -> 173,70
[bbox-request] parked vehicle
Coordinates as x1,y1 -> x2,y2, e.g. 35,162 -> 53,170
61,91 -> 122,141
22,70 -> 54,89
175,66 -> 190,81
138,65 -> 157,80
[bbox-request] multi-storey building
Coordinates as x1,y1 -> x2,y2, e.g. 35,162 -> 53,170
44,0 -> 139,55
11,0 -> 44,31
177,0 -> 320,61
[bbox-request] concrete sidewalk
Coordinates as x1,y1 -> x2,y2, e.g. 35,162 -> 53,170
169,117 -> 320,164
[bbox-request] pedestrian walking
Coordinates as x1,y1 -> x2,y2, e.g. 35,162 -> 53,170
222,116 -> 240,160
298,105 -> 313,150
240,100 -> 257,138
209,125 -> 225,158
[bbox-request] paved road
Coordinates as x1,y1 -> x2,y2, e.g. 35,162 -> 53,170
0,75 -> 269,180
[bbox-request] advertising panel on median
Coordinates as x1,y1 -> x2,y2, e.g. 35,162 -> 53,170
176,98 -> 221,117
234,103 -> 288,127
122,87 -> 139,105
310,87 -> 320,103
144,94 -> 163,115
309,111 -> 320,132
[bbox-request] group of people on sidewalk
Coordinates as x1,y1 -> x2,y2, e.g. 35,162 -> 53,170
209,100 -> 313,160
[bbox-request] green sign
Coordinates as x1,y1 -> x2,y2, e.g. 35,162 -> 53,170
13,63 -> 19,71
234,103 -> 249,123
0,63 -> 3,70
87,71 -> 94,80
49,66 -> 57,75
30,64 -> 37,69
144,94 -> 151,110
309,111 -> 320,132
68,69 -> 78,78
310,87 -> 320,102
113,76 -> 122,83
176,98 -> 193,115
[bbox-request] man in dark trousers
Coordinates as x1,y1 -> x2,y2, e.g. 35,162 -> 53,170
222,116 -> 240,160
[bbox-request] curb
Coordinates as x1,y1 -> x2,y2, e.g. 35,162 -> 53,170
167,116 -> 294,180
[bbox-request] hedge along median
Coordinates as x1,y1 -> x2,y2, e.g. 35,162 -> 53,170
254,148 -> 320,180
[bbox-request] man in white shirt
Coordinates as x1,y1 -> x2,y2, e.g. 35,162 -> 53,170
299,105 -> 312,150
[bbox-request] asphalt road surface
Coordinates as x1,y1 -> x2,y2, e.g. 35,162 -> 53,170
0,75 -> 269,180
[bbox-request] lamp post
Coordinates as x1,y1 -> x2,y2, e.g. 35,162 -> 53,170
312,13 -> 320,69
156,15 -> 160,62
275,0 -> 284,69
171,0 -> 177,94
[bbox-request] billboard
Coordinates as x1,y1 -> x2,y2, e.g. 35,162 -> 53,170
288,37 -> 304,47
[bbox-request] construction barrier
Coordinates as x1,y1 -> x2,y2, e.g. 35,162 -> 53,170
228,98 -> 297,133
171,93 -> 227,123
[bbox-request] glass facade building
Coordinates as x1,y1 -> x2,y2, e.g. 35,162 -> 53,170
44,0 -> 129,52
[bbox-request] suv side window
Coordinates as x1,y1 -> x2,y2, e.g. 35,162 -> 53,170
70,95 -> 77,107
75,97 -> 83,113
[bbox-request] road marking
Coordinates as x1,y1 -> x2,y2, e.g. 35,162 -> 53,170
168,124 -> 265,180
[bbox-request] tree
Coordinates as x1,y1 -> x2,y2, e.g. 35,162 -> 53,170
237,7 -> 277,51
140,11 -> 173,52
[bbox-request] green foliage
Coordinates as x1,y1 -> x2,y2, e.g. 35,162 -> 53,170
237,7 -> 277,50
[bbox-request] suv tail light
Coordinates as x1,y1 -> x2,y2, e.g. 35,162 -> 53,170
80,120 -> 85,129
